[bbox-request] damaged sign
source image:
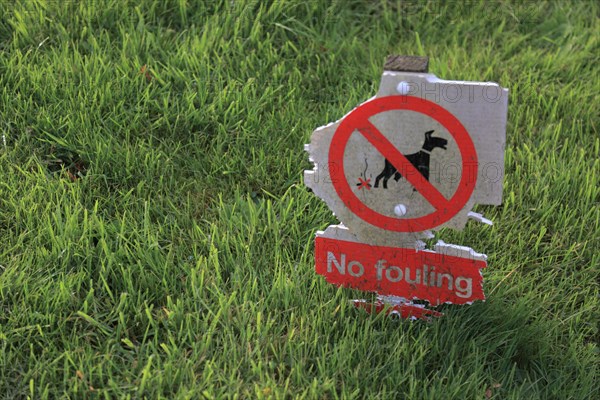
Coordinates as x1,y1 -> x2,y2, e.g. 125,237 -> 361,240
316,235 -> 486,305
305,55 -> 508,319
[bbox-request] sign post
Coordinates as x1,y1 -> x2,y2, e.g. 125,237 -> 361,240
305,55 -> 508,320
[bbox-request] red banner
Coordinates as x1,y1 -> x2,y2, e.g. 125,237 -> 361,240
315,237 -> 486,305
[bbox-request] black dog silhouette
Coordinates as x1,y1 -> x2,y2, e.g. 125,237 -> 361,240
374,130 -> 447,189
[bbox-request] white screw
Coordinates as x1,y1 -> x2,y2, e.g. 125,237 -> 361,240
396,81 -> 411,95
394,204 -> 407,216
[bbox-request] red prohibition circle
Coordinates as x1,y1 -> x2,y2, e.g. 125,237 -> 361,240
329,96 -> 477,232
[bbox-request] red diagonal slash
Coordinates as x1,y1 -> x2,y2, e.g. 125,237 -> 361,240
357,119 -> 449,210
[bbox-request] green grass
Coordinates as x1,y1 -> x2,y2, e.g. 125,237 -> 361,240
0,0 -> 598,398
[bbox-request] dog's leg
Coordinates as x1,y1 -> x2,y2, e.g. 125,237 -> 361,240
418,165 -> 429,181
375,160 -> 394,188
374,171 -> 385,188
382,176 -> 389,189
411,166 -> 430,192
393,171 -> 402,182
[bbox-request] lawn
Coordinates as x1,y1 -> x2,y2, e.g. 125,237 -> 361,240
0,0 -> 598,398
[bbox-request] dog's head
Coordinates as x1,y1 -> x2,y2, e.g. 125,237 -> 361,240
424,130 -> 448,151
